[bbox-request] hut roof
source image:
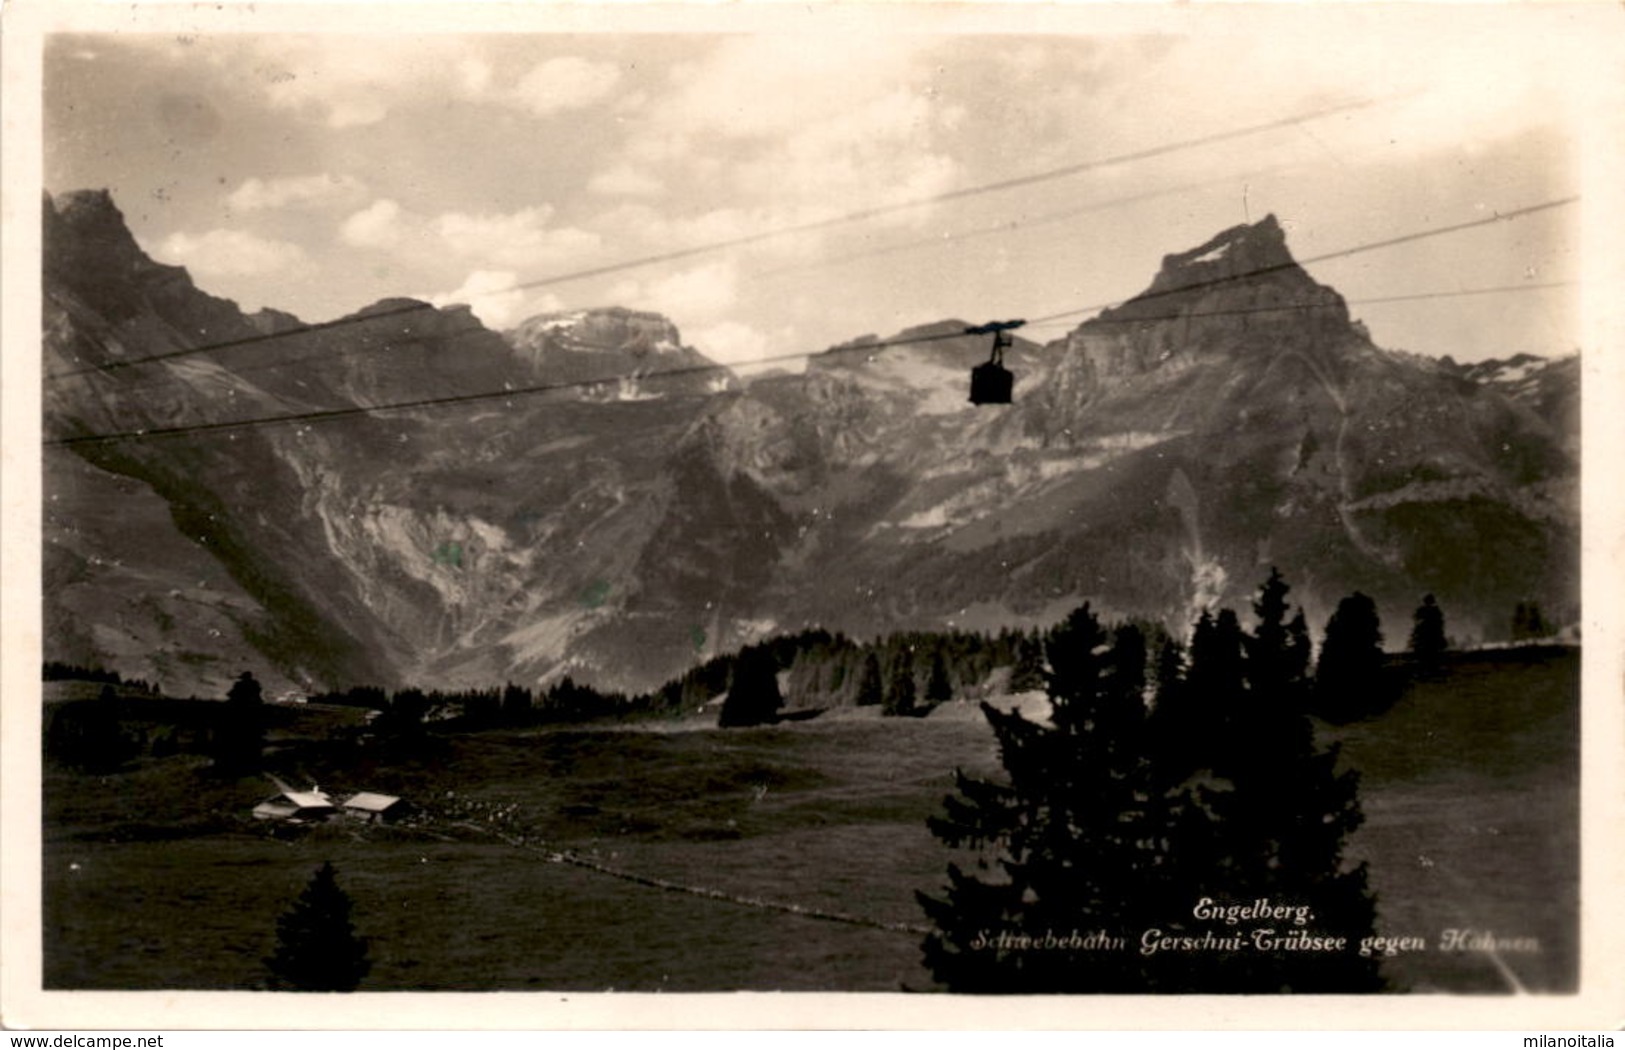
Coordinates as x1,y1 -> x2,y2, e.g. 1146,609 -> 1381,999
281,790 -> 333,809
342,791 -> 403,812
265,775 -> 333,809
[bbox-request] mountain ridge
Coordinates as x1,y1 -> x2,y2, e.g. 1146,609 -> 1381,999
41,191 -> 1578,697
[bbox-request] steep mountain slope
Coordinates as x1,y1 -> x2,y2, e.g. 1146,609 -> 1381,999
44,191 -> 731,694
41,191 -> 1578,696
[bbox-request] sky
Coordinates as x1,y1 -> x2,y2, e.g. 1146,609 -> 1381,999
40,7 -> 1606,370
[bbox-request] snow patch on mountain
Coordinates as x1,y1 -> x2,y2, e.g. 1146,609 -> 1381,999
1188,241 -> 1234,265
537,311 -> 590,332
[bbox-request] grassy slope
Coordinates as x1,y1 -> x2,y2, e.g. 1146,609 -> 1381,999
1323,647 -> 1579,993
42,649 -> 1576,992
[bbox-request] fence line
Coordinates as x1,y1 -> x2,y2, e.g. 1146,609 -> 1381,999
453,819 -> 931,936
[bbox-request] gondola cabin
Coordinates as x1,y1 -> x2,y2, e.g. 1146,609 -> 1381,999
970,357 -> 1014,404
967,320 -> 1023,405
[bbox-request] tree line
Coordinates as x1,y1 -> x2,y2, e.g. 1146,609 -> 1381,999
38,579 -> 1481,772
282,585 -> 1475,731
43,661 -> 161,696
41,587 -> 1551,735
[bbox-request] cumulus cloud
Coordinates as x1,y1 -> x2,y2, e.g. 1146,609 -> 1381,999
429,269 -> 564,330
244,37 -> 630,129
610,260 -> 740,324
340,199 -> 405,250
154,228 -> 309,278
227,173 -> 367,212
689,321 -> 801,375
504,57 -> 623,117
432,206 -> 602,269
604,261 -> 804,373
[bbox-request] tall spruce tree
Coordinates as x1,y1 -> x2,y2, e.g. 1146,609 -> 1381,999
855,651 -> 884,707
718,646 -> 783,727
917,603 -> 1172,992
212,671 -> 266,774
1511,599 -> 1549,642
1152,635 -> 1185,715
883,651 -> 918,717
925,650 -> 954,705
1313,592 -> 1387,722
1244,569 -> 1305,702
1009,630 -> 1046,692
265,861 -> 371,991
1408,594 -> 1448,668
1194,576 -> 1382,992
1149,576 -> 1381,991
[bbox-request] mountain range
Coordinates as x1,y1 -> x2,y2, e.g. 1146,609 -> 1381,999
42,190 -> 1579,697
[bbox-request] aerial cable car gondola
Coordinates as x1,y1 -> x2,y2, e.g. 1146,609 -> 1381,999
965,318 -> 1025,405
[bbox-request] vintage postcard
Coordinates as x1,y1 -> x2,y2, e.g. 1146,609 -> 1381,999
3,0 -> 1622,1031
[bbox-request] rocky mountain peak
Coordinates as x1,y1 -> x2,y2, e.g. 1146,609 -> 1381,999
508,306 -> 685,356
43,188 -> 268,346
1147,213 -> 1294,295
1120,212 -> 1342,321
45,189 -> 170,287
503,305 -> 733,398
49,188 -> 133,242
1039,214 -> 1354,412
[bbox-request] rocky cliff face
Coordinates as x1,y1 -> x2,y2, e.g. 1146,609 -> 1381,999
41,194 -> 1578,697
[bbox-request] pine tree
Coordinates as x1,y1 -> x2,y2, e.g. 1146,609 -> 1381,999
1199,576 -> 1381,992
1511,599 -> 1549,642
718,646 -> 783,727
1286,611 -> 1313,688
1009,630 -> 1046,692
1408,594 -> 1448,669
917,604 -> 1171,992
1244,569 -> 1304,702
1233,571 -> 1315,765
1313,592 -> 1388,723
500,681 -> 533,723
265,861 -> 371,991
855,651 -> 884,707
882,651 -> 918,717
1152,635 -> 1184,714
925,650 -> 953,705
1111,623 -> 1147,703
1164,609 -> 1248,773
213,671 -> 266,774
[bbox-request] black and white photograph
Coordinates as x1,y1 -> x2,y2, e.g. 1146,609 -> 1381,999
4,0 -> 1623,1029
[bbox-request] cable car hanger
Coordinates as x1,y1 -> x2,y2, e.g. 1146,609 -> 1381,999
966,319 -> 1025,406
